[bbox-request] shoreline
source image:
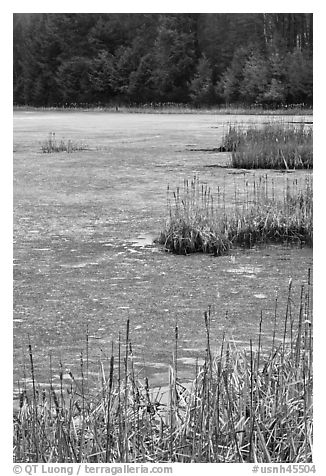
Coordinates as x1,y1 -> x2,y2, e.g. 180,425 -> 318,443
13,105 -> 314,116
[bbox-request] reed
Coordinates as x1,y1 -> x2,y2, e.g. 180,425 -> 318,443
220,123 -> 312,169
14,277 -> 312,463
41,132 -> 88,153
156,175 -> 312,255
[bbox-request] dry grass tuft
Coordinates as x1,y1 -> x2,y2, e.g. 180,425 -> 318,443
41,132 -> 88,153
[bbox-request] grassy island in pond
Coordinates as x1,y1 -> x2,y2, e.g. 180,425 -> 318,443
220,123 -> 312,170
156,175 -> 312,255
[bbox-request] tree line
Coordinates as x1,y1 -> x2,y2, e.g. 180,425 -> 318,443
13,13 -> 313,108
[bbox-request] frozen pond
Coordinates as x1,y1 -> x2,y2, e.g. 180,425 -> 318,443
13,110 -> 312,393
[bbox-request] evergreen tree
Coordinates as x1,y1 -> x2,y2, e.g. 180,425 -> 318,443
55,56 -> 93,104
217,47 -> 251,104
13,14 -> 30,104
88,51 -> 118,103
17,14 -> 62,105
285,49 -> 313,104
189,54 -> 216,105
240,51 -> 270,104
262,50 -> 287,106
128,53 -> 157,103
152,15 -> 197,102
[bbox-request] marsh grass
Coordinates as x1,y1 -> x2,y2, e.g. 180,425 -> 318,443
156,176 -> 312,255
41,132 -> 88,153
13,278 -> 312,463
221,124 -> 313,169
15,104 -> 313,116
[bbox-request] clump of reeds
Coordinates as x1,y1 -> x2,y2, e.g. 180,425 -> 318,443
156,175 -> 312,255
220,123 -> 312,169
155,179 -> 231,256
13,277 -> 313,463
41,132 -> 88,153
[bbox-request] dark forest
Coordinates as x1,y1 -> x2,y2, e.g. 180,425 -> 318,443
13,13 -> 313,108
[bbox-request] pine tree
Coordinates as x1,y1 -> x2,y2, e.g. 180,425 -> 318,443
285,49 -> 313,104
152,14 -> 197,102
240,51 -> 270,104
189,55 -> 216,105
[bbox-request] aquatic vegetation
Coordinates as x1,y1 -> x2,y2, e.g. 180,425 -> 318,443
13,278 -> 312,463
41,132 -> 88,153
156,176 -> 312,255
220,123 -> 313,169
